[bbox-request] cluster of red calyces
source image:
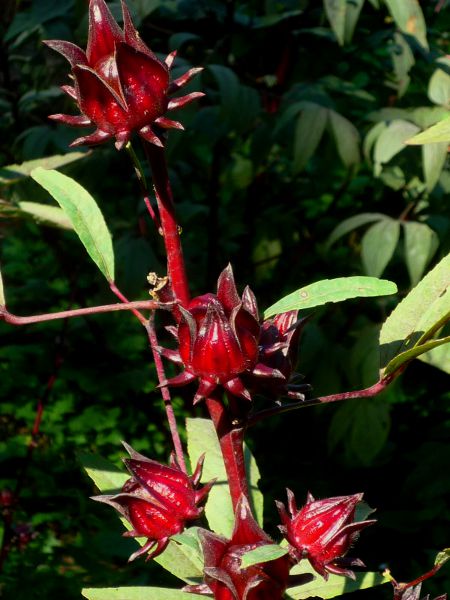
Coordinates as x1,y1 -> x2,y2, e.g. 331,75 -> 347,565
160,264 -> 305,405
93,443 -> 214,561
185,496 -> 292,599
277,490 -> 376,579
44,0 -> 203,149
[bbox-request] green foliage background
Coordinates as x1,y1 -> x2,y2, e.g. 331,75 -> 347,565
0,0 -> 449,598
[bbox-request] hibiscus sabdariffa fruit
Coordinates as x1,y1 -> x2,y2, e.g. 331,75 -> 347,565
93,443 -> 214,561
44,0 -> 203,149
160,264 -> 305,404
184,496 -> 292,599
277,490 -> 376,579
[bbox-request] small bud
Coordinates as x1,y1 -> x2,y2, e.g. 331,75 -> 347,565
93,443 -> 214,561
277,490 -> 376,580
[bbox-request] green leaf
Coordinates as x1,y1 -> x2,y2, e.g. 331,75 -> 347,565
361,219 -> 400,277
435,548 -> 450,567
154,527 -> 204,584
31,168 -> 115,282
406,115 -> 450,145
428,59 -> 450,109
344,0 -> 365,43
79,452 -> 128,493
390,32 -> 414,97
0,152 -> 88,186
384,0 -> 428,50
326,212 -> 386,249
373,120 -> 420,173
323,0 -> 346,45
380,252 -> 450,372
82,587 -> 205,600
286,562 -> 390,598
403,222 -> 439,286
422,142 -> 448,192
418,343 -> 450,374
208,64 -> 240,116
186,417 -> 263,537
18,201 -> 74,230
328,110 -> 360,167
383,335 -> 450,377
0,262 -> 5,307
241,544 -> 288,569
264,276 -> 397,318
293,105 -> 328,172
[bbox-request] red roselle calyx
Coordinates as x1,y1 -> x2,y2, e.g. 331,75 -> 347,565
277,490 -> 376,579
92,443 -> 214,561
184,495 -> 292,599
160,264 -> 305,405
44,0 -> 203,149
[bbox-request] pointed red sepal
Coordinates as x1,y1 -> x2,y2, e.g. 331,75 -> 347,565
181,583 -> 213,595
86,0 -> 124,66
224,377 -> 251,401
70,129 -> 112,147
60,85 -> 78,100
162,370 -> 196,387
168,92 -> 205,111
169,67 -> 203,93
114,130 -> 131,150
158,347 -> 183,364
154,117 -> 184,130
139,125 -> 164,147
165,50 -> 177,69
193,379 -> 218,404
194,477 -> 216,505
252,363 -> 285,379
242,285 -> 259,319
43,40 -> 87,67
120,0 -> 157,59
217,263 -> 240,313
48,113 -> 92,127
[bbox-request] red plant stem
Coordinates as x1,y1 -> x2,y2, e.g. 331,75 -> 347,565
248,375 -> 395,426
146,316 -> 187,473
206,394 -> 249,511
0,299 -> 167,326
143,141 -> 190,308
109,282 -> 149,324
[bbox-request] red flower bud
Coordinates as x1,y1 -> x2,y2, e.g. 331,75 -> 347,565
277,490 -> 376,580
185,496 -> 292,599
44,0 -> 203,149
160,264 -> 293,405
93,443 -> 214,561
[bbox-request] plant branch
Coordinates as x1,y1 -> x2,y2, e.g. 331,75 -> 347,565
143,141 -> 190,308
248,375 -> 395,426
206,394 -> 249,511
0,299 -> 169,326
146,315 -> 187,472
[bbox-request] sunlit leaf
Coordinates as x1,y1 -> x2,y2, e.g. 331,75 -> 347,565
382,335 -> 450,377
406,116 -> 450,145
241,544 -> 288,569
0,152 -> 87,186
286,562 -> 389,599
323,0 -> 346,45
428,59 -> 450,109
186,417 -> 263,537
79,452 -> 128,493
384,0 -> 428,50
264,276 -> 397,318
0,263 -> 5,307
31,168 -> 115,282
361,220 -> 400,277
418,343 -> 450,374
18,201 -> 74,230
380,252 -> 450,372
374,120 -> 420,173
434,548 -> 450,567
422,142 -> 448,192
82,587 -> 205,599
